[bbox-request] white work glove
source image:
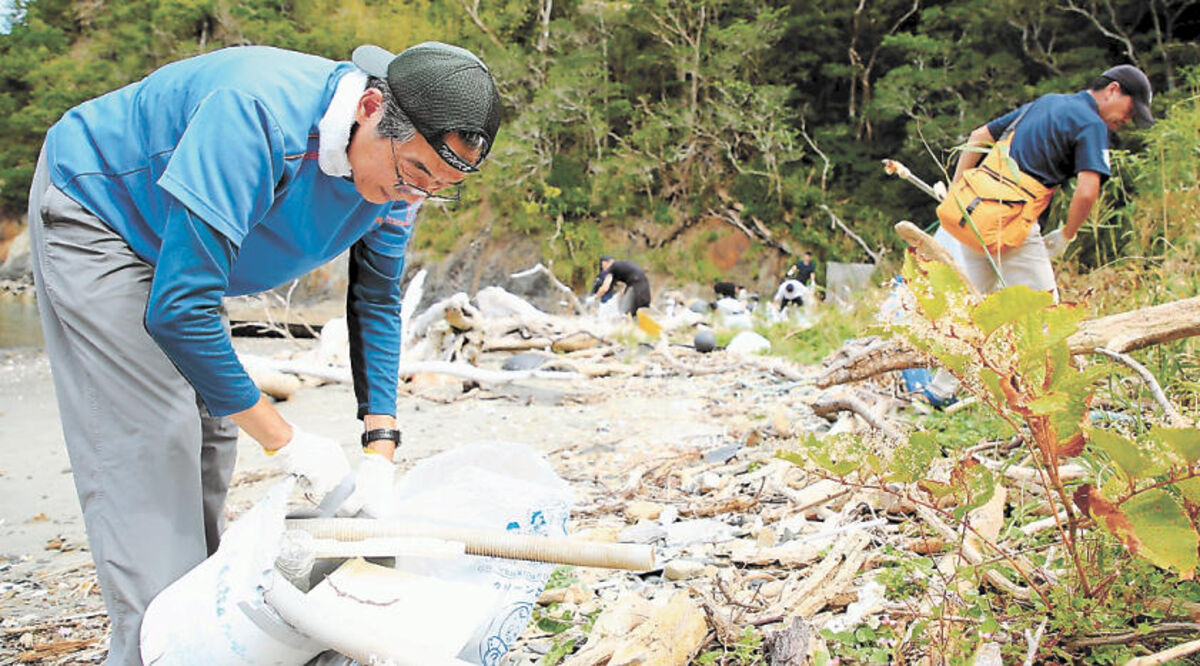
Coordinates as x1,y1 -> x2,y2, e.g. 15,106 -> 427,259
268,426 -> 351,502
584,295 -> 596,307
1043,229 -> 1070,258
339,451 -> 397,518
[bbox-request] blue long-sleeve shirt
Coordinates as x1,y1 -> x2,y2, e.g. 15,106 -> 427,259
44,46 -> 416,417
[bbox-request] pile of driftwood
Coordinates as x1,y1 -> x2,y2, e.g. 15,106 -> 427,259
238,266 -> 811,405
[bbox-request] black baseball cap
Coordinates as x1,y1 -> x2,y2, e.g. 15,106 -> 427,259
1101,64 -> 1154,128
353,42 -> 502,172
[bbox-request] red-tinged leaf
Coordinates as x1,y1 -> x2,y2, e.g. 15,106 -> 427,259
1123,489 -> 1199,579
1075,484 -> 1143,557
949,457 -> 980,487
1055,432 -> 1085,458
998,373 -> 1028,413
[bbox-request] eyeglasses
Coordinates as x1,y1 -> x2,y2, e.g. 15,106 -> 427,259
390,139 -> 462,204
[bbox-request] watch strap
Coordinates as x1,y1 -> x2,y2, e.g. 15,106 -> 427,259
361,428 -> 401,448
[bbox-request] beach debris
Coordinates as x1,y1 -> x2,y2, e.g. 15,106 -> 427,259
726,331 -> 770,356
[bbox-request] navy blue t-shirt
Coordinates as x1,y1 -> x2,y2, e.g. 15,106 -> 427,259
986,91 -> 1111,188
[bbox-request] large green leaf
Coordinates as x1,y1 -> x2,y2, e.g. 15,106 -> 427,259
1175,478 -> 1200,505
1149,428 -> 1200,464
912,285 -> 948,321
1049,364 -> 1108,442
1040,303 -> 1087,346
922,261 -> 969,317
1016,342 -> 1050,393
776,450 -> 807,467
1049,360 -> 1109,396
937,351 -> 974,378
971,286 -> 1052,337
1042,342 -> 1072,390
1027,391 -> 1070,416
1088,428 -> 1153,480
1123,489 -> 1198,579
978,368 -> 1007,407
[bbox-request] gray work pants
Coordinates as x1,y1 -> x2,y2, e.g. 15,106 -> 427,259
958,223 -> 1059,302
27,149 -> 240,666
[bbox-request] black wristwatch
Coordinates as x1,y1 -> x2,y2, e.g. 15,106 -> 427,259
361,428 -> 401,449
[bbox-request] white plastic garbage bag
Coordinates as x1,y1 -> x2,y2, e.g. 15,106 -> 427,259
141,441 -> 573,666
141,478 -> 327,665
388,441 -> 574,665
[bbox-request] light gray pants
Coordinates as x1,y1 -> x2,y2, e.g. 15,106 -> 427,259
959,223 -> 1059,301
27,150 -> 239,666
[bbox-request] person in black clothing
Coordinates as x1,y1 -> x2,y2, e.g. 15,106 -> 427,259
788,252 -> 816,285
592,255 -> 651,316
713,281 -> 739,299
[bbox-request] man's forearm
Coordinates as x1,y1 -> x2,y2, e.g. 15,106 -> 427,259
595,274 -> 614,298
1064,171 -> 1102,240
232,394 -> 292,450
952,126 -> 995,183
1064,193 -> 1098,240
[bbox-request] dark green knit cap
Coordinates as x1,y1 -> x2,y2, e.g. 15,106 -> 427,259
353,42 -> 501,172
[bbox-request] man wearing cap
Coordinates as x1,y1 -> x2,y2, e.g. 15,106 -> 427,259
27,42 -> 500,664
948,64 -> 1153,296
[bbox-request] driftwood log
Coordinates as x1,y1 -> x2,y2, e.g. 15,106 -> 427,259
510,263 -> 583,315
810,391 -> 903,440
818,295 -> 1200,389
239,354 -> 584,385
894,221 -> 979,299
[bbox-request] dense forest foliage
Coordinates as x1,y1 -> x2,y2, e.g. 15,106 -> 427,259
0,0 -> 1197,287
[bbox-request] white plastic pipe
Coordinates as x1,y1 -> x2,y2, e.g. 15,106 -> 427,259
262,570 -> 473,666
308,536 -> 466,560
287,518 -> 656,571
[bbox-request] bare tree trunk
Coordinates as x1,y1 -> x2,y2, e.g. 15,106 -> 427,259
691,5 -> 704,122
1150,0 -> 1174,91
537,0 -> 553,54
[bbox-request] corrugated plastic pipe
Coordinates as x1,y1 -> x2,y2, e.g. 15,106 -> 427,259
286,518 -> 656,571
